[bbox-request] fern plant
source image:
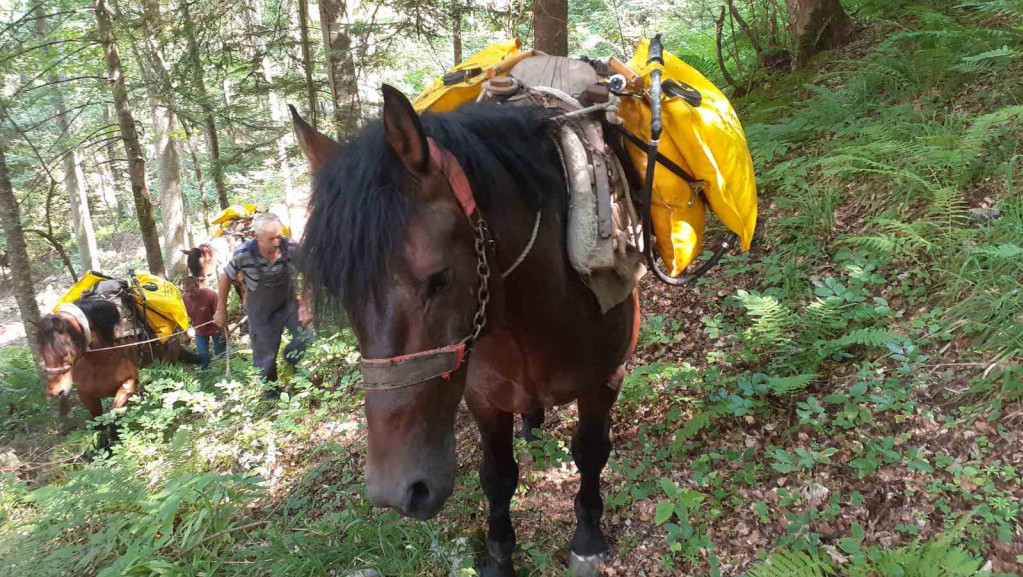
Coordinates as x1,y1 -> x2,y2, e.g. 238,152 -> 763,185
747,550 -> 834,577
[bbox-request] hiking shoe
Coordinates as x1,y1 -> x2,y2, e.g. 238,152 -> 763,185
262,386 -> 283,401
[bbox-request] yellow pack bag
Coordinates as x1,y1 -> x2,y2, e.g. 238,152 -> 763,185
55,271 -> 190,341
625,39 -> 757,255
618,97 -> 706,277
211,203 -> 292,238
413,39 -> 532,113
211,204 -> 259,226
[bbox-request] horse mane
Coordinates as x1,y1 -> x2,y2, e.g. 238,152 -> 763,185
185,246 -> 205,277
75,298 -> 120,343
35,298 -> 119,359
302,104 -> 565,310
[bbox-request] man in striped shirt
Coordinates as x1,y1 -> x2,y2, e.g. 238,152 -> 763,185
214,212 -> 311,394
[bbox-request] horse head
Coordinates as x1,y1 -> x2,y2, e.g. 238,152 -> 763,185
36,299 -> 121,399
295,87 -> 500,519
36,312 -> 88,399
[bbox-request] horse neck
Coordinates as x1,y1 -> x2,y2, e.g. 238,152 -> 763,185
479,155 -> 569,298
77,300 -> 120,345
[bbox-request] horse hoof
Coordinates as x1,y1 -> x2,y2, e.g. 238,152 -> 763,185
569,552 -> 605,577
477,556 -> 516,577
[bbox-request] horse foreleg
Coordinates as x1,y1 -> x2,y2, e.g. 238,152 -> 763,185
568,385 -> 617,576
520,408 -> 545,443
112,378 -> 137,409
471,406 -> 519,577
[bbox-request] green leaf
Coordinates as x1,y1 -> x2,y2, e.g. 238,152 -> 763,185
659,478 -> 679,499
654,500 -> 675,524
677,490 -> 706,508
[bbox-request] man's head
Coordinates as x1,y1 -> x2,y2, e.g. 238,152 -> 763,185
183,276 -> 202,296
252,213 -> 283,255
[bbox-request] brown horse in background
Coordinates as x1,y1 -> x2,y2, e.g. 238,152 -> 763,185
182,236 -> 245,298
295,88 -> 640,576
36,297 -> 180,420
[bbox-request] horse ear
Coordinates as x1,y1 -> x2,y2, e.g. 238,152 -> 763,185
180,249 -> 190,255
290,104 -> 339,172
381,84 -> 429,173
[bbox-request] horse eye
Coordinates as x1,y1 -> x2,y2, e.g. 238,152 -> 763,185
426,268 -> 452,298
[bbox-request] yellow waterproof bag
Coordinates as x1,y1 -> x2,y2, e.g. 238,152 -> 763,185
625,39 -> 757,255
55,271 -> 190,341
211,203 -> 292,238
619,97 -> 706,277
413,39 -> 532,113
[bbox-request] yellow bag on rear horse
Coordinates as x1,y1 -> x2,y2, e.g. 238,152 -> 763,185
55,271 -> 190,341
624,39 -> 758,261
210,203 -> 292,238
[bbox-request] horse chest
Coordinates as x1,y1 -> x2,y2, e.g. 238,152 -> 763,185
74,350 -> 136,397
470,327 -> 614,412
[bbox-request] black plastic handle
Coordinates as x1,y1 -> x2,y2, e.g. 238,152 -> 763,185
648,33 -> 664,66
443,67 -> 482,86
663,78 -> 702,107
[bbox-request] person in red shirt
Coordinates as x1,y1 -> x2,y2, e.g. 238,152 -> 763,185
182,276 -> 225,369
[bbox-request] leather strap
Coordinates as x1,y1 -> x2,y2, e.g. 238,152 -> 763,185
362,344 -> 466,390
428,137 -> 477,217
57,303 -> 92,348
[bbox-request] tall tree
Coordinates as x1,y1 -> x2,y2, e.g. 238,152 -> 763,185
297,0 -> 318,127
182,0 -> 230,209
785,0 -> 852,67
94,0 -> 165,275
139,0 -> 187,278
102,105 -> 129,217
533,0 -> 568,56
0,140 -> 45,383
241,0 -> 295,216
319,0 -> 360,139
54,77 -> 101,272
452,3 -> 463,64
36,7 -> 99,272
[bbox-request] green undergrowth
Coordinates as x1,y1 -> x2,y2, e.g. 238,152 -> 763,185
0,333 -> 472,576
610,1 -> 1023,574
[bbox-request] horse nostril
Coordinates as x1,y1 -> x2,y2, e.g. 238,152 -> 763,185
407,480 -> 431,515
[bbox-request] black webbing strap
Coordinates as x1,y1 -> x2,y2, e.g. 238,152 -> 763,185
606,123 -> 702,184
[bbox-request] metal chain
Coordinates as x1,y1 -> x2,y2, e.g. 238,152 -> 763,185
463,218 -> 492,349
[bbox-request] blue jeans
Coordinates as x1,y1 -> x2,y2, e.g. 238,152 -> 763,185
195,332 -> 226,369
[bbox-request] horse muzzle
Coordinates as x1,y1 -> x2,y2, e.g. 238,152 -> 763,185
366,466 -> 454,520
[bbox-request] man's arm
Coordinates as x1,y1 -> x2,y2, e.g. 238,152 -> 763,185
290,238 -> 313,325
213,271 -> 231,328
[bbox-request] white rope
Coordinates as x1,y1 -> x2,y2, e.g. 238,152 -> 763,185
501,208 -> 542,279
85,320 -> 218,353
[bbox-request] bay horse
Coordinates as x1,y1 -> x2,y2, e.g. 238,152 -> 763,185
182,236 -> 245,300
295,87 -> 640,576
36,297 -> 180,421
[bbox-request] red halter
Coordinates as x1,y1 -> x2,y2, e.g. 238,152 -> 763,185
359,138 -> 492,391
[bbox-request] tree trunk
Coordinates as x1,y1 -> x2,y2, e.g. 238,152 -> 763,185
532,0 -> 568,56
243,0 -> 295,219
102,104 -> 129,217
298,0 -> 318,127
182,0 -> 230,210
785,0 -> 852,68
716,6 -> 739,89
182,121 -> 211,234
0,141 -> 45,383
319,0 -> 360,139
452,7 -> 463,65
36,7 -> 100,273
94,0 -> 164,275
54,77 -> 101,273
141,0 -> 187,278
